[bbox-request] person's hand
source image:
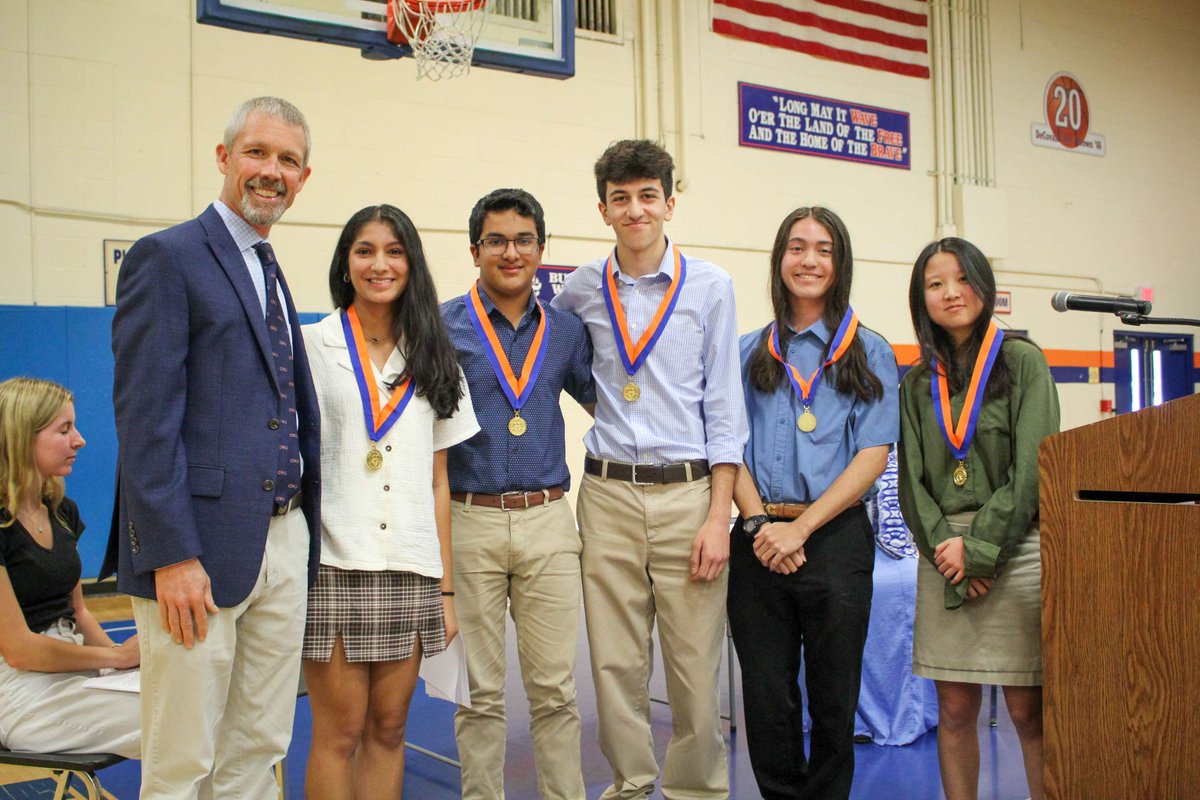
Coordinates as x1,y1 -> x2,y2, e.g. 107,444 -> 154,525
753,521 -> 810,571
154,558 -> 219,648
689,519 -> 731,581
771,548 -> 807,575
966,577 -> 994,599
442,595 -> 459,643
112,634 -> 140,669
934,536 -> 967,585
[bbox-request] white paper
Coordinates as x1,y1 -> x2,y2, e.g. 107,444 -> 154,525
82,668 -> 141,693
419,635 -> 471,708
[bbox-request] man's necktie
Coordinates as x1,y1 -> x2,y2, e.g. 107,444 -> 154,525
252,241 -> 301,507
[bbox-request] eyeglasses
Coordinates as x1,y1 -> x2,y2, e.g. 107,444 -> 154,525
476,236 -> 542,256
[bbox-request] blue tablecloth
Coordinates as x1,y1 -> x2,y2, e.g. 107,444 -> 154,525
853,547 -> 939,745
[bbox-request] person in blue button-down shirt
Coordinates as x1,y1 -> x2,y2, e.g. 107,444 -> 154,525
729,206 -> 899,800
441,188 -> 595,800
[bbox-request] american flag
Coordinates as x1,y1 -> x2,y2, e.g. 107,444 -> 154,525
712,0 -> 930,79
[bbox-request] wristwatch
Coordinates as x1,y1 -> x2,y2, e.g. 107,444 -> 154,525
743,514 -> 770,536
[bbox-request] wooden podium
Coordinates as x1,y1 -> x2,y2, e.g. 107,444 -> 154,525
1039,392 -> 1200,799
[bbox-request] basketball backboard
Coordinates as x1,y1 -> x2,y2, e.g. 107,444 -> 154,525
196,0 -> 574,78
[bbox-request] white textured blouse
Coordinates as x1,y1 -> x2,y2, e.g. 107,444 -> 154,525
302,312 -> 479,578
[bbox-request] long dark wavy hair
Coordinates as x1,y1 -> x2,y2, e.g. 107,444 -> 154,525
908,237 -> 1032,399
329,205 -> 462,418
748,207 -> 884,401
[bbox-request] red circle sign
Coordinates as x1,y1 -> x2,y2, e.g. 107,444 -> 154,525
1044,73 -> 1090,148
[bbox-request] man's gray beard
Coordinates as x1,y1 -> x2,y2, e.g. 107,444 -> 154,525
241,193 -> 287,227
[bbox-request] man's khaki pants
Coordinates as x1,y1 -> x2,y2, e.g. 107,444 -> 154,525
576,472 -> 730,800
451,496 -> 586,800
131,508 -> 308,800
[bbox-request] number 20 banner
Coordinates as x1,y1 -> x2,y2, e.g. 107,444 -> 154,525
1031,72 -> 1106,156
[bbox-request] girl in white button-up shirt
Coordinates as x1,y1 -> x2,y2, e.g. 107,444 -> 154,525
299,204 -> 477,798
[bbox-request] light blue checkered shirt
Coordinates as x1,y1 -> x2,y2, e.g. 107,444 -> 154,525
212,200 -> 301,455
212,200 -> 293,339
552,237 -> 748,466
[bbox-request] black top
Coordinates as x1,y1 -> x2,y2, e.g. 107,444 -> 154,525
0,497 -> 85,632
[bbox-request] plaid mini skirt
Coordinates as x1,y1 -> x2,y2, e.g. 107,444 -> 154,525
302,565 -> 446,662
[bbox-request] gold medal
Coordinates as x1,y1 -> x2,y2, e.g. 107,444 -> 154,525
366,444 -> 383,471
508,413 -> 527,437
622,380 -> 641,402
953,461 -> 968,487
797,408 -> 817,433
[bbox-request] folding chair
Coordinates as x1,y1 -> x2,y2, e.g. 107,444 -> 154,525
0,744 -> 126,800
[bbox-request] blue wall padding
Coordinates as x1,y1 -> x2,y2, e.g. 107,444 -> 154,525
1,305 -> 326,579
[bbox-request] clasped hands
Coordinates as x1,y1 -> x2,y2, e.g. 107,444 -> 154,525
751,520 -> 809,575
933,536 -> 994,599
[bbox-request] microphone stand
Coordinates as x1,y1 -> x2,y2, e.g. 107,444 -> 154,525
1116,313 -> 1200,328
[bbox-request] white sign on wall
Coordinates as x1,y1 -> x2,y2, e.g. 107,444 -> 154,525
1031,72 -> 1106,157
104,239 -> 135,306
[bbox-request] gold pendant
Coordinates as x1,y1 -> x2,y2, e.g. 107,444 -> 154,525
622,380 -> 641,402
953,461 -> 968,487
797,408 -> 817,433
366,444 -> 383,471
508,413 -> 527,437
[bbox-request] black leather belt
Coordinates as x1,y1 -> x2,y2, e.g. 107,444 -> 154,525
273,491 -> 304,517
584,456 -> 710,485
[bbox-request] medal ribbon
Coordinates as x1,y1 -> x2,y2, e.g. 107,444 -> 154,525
766,308 -> 860,407
342,305 -> 416,442
464,282 -> 548,411
602,244 -> 687,376
930,321 -> 1004,461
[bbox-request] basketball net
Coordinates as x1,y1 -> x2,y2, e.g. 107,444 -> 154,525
387,0 -> 490,81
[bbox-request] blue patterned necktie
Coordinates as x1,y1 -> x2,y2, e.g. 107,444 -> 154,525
252,241 -> 301,507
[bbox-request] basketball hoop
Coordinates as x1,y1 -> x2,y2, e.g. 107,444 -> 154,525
387,0 -> 490,80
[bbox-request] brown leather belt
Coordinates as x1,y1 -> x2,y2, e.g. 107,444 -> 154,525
273,491 -> 304,517
584,456 -> 710,485
764,502 -> 809,520
451,486 -> 565,510
764,499 -> 861,520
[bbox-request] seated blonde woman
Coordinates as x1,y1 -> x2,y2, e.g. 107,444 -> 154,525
0,377 -> 140,758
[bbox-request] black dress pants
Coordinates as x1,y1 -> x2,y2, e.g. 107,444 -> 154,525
727,505 -> 875,800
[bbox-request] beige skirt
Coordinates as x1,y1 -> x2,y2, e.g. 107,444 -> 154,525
913,511 -> 1042,686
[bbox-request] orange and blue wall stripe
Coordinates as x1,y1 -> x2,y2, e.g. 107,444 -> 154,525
893,344 -> 1200,384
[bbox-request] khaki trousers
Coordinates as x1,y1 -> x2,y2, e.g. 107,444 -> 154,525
131,508 -> 308,800
451,497 -> 585,800
576,472 -> 730,800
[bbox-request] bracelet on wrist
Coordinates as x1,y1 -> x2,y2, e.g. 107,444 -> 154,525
441,591 -> 455,597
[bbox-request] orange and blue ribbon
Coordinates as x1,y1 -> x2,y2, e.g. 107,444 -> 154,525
342,305 -> 415,442
464,282 -> 548,411
930,321 -> 1004,461
766,308 -> 859,409
602,245 -> 687,377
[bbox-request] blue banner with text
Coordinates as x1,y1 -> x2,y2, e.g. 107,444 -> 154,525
535,265 -> 575,304
738,82 -> 911,170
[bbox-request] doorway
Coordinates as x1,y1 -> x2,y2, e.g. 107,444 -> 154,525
1112,331 -> 1195,413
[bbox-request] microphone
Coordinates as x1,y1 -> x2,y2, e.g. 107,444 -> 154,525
1050,291 -> 1151,315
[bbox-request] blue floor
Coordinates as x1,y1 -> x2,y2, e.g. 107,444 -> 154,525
57,615 -> 1037,799
74,692 -> 1033,799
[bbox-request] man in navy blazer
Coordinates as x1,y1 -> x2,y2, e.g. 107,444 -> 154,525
106,96 -> 320,800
